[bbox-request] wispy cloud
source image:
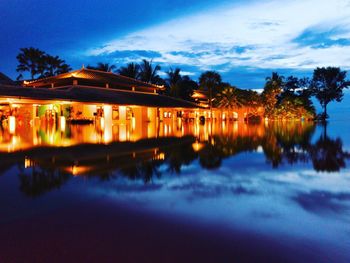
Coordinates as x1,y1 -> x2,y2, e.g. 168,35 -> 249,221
88,0 -> 350,76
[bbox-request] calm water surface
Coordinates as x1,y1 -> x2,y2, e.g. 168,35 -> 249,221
0,120 -> 349,263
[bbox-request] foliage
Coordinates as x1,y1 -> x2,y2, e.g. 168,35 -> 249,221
261,72 -> 283,118
166,67 -> 182,96
139,59 -> 163,85
261,73 -> 315,120
215,85 -> 243,109
198,71 -> 222,109
310,67 -> 349,119
16,47 -> 71,80
87,62 -> 116,72
165,68 -> 197,101
117,62 -> 140,79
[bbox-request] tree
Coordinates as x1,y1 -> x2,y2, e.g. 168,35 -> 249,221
87,62 -> 116,72
166,68 -> 182,96
215,85 -> 243,110
310,67 -> 349,119
118,62 -> 140,79
261,72 -> 283,118
176,76 -> 198,101
40,54 -> 71,77
277,76 -> 315,120
199,71 -> 222,113
16,47 -> 71,80
16,47 -> 45,80
139,59 -> 163,85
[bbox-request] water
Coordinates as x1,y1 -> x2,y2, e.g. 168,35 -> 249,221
0,120 -> 349,263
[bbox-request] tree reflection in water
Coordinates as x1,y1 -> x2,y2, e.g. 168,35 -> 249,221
2,122 -> 349,197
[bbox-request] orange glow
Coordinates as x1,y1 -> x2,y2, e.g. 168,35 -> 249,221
192,142 -> 205,152
9,116 -> 16,134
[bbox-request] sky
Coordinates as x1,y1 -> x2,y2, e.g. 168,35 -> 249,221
1,0 -> 350,89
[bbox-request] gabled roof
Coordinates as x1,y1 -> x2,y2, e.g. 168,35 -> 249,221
0,72 -> 15,85
0,84 -> 201,108
24,68 -> 164,91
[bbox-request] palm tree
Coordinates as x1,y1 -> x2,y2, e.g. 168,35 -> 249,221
139,59 -> 162,84
87,62 -> 116,72
16,47 -> 45,80
262,72 -> 283,118
40,54 -> 71,77
166,68 -> 182,96
199,71 -> 222,115
215,85 -> 243,109
118,62 -> 140,79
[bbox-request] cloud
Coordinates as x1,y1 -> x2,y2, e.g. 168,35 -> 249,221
293,190 -> 350,214
88,0 -> 350,72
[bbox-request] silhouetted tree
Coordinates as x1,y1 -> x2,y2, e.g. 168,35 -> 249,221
16,47 -> 45,80
310,67 -> 349,119
16,47 -> 71,80
199,71 -> 222,113
40,54 -> 71,77
139,59 -> 163,85
166,67 -> 182,96
176,76 -> 197,101
87,62 -> 116,72
118,62 -> 140,79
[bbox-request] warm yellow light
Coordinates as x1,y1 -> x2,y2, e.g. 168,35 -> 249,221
103,105 -> 113,143
132,116 -> 136,131
119,124 -> 127,141
9,116 -> 16,134
100,117 -> 105,129
60,116 -> 66,132
192,142 -> 205,152
24,157 -> 33,168
71,165 -> 92,176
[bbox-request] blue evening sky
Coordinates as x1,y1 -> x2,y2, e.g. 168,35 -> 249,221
1,0 -> 349,91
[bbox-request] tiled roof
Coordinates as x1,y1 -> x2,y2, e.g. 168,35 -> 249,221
24,68 -> 164,90
0,84 -> 201,108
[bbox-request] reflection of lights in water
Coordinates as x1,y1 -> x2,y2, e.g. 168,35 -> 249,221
9,116 -> 16,134
154,152 -> 165,160
71,165 -> 92,176
192,142 -> 205,152
194,123 -> 199,137
119,124 -> 127,141
233,121 -> 238,134
60,116 -> 66,132
24,157 -> 34,168
256,146 -> 264,153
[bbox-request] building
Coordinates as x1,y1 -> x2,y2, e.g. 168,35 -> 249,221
0,68 -> 264,151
